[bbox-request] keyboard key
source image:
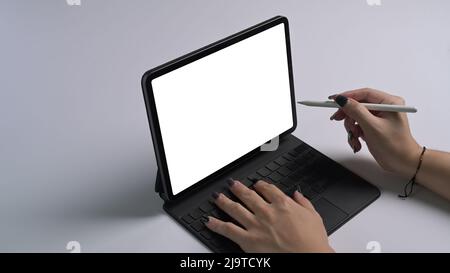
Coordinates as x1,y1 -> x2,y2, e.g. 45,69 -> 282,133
241,178 -> 254,187
299,150 -> 313,160
284,185 -> 299,197
282,154 -> 295,161
221,187 -> 232,198
280,177 -> 295,187
289,170 -> 303,181
210,210 -> 220,219
199,201 -> 214,213
294,156 -> 306,165
277,166 -> 291,176
181,214 -> 194,225
264,177 -> 275,184
277,183 -> 288,192
297,180 -> 309,190
268,172 -> 283,182
303,187 -> 318,200
212,209 -> 231,222
304,151 -> 315,160
266,162 -> 280,171
247,173 -> 262,183
285,161 -> 297,171
302,175 -> 316,185
256,167 -> 271,177
191,220 -> 205,232
190,209 -> 203,219
274,156 -> 289,166
294,144 -> 309,153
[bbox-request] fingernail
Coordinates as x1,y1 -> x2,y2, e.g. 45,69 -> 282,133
227,178 -> 235,187
330,113 -> 336,120
212,192 -> 219,199
328,94 -> 338,99
201,216 -> 209,223
334,95 -> 348,107
347,131 -> 354,141
349,142 -> 356,153
294,190 -> 303,198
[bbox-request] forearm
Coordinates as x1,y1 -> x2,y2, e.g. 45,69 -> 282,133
416,149 -> 450,201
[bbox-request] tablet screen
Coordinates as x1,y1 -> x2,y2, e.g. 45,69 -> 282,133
151,23 -> 294,195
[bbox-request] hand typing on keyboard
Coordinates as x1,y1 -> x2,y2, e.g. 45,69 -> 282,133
203,179 -> 334,253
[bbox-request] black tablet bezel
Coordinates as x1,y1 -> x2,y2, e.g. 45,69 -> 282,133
141,16 -> 297,201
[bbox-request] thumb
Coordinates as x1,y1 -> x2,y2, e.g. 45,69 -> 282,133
334,95 -> 377,130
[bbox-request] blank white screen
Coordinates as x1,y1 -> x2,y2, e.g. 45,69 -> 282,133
152,23 -> 293,195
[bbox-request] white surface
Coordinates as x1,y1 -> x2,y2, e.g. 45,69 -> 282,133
0,0 -> 449,252
152,23 -> 293,195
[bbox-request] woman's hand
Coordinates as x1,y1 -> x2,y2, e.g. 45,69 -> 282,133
330,88 -> 422,178
205,179 -> 333,253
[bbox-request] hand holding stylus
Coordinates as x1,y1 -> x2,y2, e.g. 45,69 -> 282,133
327,88 -> 422,178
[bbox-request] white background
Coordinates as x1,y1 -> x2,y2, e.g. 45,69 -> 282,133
152,24 -> 293,195
0,0 -> 449,252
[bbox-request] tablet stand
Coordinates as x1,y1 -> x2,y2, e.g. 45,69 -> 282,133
154,170 -> 169,201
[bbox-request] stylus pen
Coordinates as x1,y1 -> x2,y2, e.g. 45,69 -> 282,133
297,100 -> 417,113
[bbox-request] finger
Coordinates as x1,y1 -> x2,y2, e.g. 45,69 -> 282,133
359,128 -> 366,142
332,110 -> 347,121
338,88 -> 398,104
205,216 -> 248,245
293,191 -> 315,212
213,192 -> 256,228
330,109 -> 345,121
331,106 -> 380,122
344,117 -> 362,153
344,117 -> 362,138
352,135 -> 362,153
334,95 -> 379,130
252,180 -> 288,204
339,88 -> 385,103
330,90 -> 386,121
353,124 -> 364,152
228,179 -> 269,216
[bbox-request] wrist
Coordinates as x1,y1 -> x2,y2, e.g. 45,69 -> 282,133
398,141 -> 423,178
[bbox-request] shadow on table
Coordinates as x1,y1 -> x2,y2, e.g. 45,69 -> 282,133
63,164 -> 165,221
87,173 -> 165,219
336,156 -> 450,214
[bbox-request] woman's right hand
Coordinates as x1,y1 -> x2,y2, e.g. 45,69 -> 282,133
329,88 -> 422,178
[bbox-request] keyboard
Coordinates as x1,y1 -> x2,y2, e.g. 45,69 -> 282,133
179,142 -> 348,252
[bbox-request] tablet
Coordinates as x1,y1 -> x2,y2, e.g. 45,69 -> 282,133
142,16 -> 296,199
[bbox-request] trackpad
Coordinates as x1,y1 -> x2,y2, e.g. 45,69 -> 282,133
313,198 -> 348,232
